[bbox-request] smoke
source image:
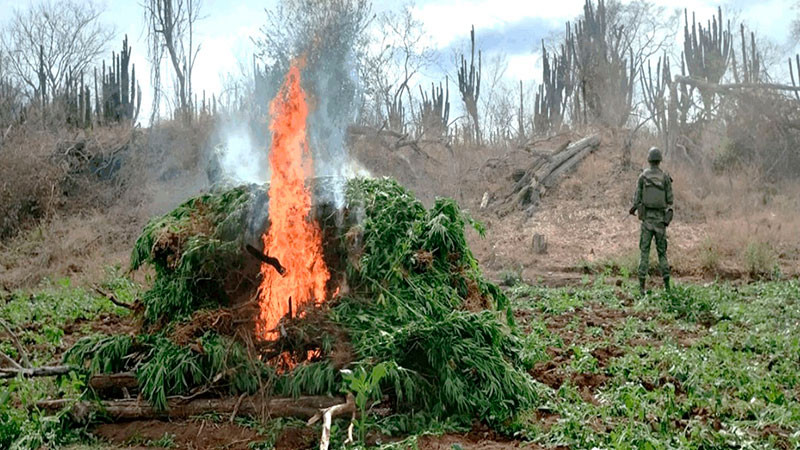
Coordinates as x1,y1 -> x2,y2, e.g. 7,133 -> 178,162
214,121 -> 269,185
211,0 -> 372,208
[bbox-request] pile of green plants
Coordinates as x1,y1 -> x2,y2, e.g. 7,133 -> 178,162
66,177 -> 538,428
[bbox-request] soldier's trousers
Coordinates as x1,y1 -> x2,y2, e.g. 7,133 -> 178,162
638,224 -> 670,280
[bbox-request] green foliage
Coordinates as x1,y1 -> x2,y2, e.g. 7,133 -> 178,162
63,334 -> 133,374
274,361 -> 337,398
135,333 -> 262,411
1,273 -> 134,450
343,362 -> 392,442
334,178 -> 534,426
131,186 -> 253,323
510,280 -> 800,449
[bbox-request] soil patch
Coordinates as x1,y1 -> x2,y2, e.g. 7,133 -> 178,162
94,419 -> 264,450
417,426 -> 540,450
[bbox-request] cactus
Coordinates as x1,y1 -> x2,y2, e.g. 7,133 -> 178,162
731,24 -> 760,84
458,25 -> 481,143
535,39 -> 573,134
567,0 -> 634,127
683,7 -> 731,116
789,55 -> 800,102
98,35 -> 141,124
417,79 -> 450,138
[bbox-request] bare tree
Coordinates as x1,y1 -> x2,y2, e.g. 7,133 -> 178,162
143,0 -> 203,122
0,0 -> 113,101
360,2 -> 433,132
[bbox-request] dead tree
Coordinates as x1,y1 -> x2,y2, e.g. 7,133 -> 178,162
0,0 -> 112,103
502,135 -> 600,215
458,25 -> 481,144
683,7 -> 731,118
144,0 -> 202,122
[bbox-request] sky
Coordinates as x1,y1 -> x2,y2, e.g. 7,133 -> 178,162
1,0 -> 797,123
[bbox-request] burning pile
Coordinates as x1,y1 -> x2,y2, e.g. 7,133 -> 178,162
65,62 -> 538,430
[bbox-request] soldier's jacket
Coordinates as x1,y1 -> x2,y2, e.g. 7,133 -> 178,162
632,166 -> 673,233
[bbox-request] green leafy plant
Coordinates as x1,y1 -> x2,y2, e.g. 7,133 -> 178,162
343,362 -> 391,442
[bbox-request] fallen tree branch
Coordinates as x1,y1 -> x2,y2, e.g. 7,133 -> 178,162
0,365 -> 72,379
307,393 -> 355,450
92,286 -> 135,310
347,125 -> 442,163
674,75 -> 800,93
0,318 -> 31,369
89,372 -> 138,391
245,244 -> 287,276
37,395 -> 347,422
501,135 -> 600,215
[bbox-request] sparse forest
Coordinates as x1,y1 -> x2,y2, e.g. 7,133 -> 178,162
2,0 -> 800,449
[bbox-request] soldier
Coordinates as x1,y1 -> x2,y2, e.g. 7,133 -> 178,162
629,147 -> 673,295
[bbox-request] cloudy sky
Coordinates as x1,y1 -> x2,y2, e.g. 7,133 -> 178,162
2,0 -> 797,122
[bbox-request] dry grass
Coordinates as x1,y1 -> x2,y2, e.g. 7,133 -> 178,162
0,118 -> 217,291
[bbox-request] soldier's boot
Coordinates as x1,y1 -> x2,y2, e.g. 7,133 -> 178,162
638,278 -> 646,296
663,276 -> 671,292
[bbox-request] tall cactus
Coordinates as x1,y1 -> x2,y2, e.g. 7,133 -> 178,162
458,25 -> 481,143
99,35 -> 141,124
567,0 -> 634,127
535,39 -> 573,134
683,7 -> 731,116
417,79 -> 450,138
789,54 -> 800,102
731,24 -> 760,84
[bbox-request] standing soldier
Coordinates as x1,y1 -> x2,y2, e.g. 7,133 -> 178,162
629,147 -> 673,295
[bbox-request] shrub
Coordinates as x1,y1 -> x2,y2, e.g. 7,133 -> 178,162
743,241 -> 777,279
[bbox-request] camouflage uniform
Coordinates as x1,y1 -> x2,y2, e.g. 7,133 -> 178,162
630,148 -> 673,292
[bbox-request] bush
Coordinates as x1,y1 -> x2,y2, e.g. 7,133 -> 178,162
742,241 -> 777,279
699,236 -> 721,274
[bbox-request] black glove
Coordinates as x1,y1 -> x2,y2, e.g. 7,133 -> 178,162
629,206 -> 637,216
665,208 -> 674,226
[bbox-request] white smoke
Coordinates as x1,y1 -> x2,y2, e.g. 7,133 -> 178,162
215,121 -> 269,185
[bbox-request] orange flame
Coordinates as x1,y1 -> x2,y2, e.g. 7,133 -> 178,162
256,60 -> 331,340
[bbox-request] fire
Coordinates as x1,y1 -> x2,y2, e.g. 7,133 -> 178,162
256,60 -> 331,340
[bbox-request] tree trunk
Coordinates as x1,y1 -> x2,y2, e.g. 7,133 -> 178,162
37,395 -> 347,422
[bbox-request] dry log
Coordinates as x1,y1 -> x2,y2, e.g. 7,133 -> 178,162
0,366 -> 72,379
532,134 -> 600,193
505,135 -> 600,212
37,395 -> 348,422
509,140 -> 570,194
89,372 -> 138,391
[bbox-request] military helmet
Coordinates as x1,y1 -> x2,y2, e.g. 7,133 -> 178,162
647,147 -> 662,163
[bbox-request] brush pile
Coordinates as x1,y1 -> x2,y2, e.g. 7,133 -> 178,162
63,177 -> 537,428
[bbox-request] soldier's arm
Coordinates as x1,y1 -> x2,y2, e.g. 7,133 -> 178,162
630,175 -> 643,214
665,173 -> 674,207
